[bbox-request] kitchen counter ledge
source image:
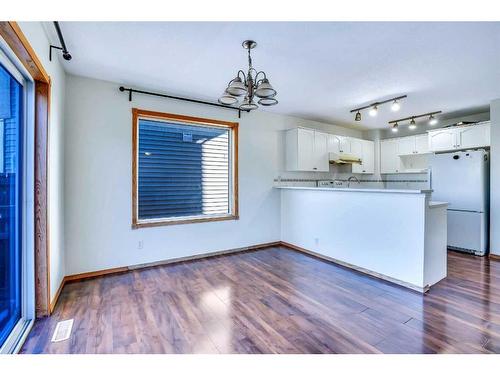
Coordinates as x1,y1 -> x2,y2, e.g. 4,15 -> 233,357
274,186 -> 432,194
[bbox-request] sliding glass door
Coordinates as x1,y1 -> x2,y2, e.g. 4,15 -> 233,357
0,43 -> 33,353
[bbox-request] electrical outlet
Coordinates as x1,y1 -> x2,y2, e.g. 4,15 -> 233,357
138,240 -> 143,250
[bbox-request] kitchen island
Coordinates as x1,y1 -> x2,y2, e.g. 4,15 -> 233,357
277,186 -> 448,292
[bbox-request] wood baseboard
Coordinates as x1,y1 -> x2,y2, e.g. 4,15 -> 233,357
279,241 -> 428,293
49,278 -> 66,314
49,241 -> 282,311
489,253 -> 500,261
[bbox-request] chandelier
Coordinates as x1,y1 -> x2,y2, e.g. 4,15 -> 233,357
218,40 -> 278,111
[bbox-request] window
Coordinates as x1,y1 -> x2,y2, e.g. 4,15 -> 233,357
132,109 -> 239,228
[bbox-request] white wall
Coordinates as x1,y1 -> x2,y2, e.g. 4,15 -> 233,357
64,74 -> 361,275
490,99 -> 500,255
18,22 -> 67,299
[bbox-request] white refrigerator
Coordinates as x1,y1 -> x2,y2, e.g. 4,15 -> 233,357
430,150 -> 489,256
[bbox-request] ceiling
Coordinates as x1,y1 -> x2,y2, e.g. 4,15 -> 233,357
51,22 -> 500,130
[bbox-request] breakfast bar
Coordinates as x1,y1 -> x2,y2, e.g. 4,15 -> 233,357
277,186 -> 448,292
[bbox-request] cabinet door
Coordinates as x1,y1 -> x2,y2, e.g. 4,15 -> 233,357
313,131 -> 329,172
398,136 -> 415,155
340,137 -> 351,153
352,140 -> 374,174
349,138 -> 363,158
428,130 -> 456,152
457,124 -> 490,149
297,128 -> 315,171
415,134 -> 429,154
327,134 -> 342,154
380,139 -> 400,174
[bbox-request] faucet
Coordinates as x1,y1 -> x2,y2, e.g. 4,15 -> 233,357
347,176 -> 360,188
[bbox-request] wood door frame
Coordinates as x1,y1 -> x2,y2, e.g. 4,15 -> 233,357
0,21 -> 51,316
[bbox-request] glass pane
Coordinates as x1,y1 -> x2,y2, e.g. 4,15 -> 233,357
0,63 -> 22,348
138,119 -> 230,220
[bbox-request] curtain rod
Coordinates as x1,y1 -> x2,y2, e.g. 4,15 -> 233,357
49,21 -> 72,61
119,86 -> 246,118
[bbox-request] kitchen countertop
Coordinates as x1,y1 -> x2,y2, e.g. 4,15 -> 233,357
428,201 -> 449,208
274,186 -> 432,194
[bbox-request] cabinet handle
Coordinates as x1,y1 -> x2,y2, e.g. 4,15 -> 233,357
313,167 -> 317,170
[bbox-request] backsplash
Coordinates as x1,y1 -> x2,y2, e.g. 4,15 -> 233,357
274,170 -> 430,190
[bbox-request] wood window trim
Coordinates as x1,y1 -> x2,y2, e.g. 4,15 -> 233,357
0,21 -> 51,316
131,108 -> 239,229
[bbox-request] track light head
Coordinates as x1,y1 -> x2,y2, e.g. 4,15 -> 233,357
391,100 -> 400,112
429,114 -> 438,126
409,118 -> 417,130
391,123 -> 399,132
355,111 -> 361,121
368,106 -> 378,117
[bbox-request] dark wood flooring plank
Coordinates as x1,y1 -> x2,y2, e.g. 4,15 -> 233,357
20,246 -> 500,354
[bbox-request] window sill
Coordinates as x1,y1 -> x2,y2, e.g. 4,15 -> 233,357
132,214 -> 239,229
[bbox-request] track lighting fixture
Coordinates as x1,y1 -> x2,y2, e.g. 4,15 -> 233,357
350,95 -> 407,122
388,111 -> 442,131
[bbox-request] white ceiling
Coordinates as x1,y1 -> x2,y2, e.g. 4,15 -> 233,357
51,22 -> 500,130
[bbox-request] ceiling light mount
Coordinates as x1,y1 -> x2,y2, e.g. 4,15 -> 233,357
219,40 -> 278,111
242,40 -> 257,50
350,95 -> 407,122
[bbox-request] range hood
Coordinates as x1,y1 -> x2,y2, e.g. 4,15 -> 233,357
329,152 -> 362,164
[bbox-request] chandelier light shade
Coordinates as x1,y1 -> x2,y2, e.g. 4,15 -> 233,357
258,96 -> 278,106
218,40 -> 278,111
226,77 -> 247,97
239,96 -> 259,111
218,91 -> 239,105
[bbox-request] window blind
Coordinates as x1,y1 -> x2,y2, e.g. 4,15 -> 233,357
137,119 -> 231,221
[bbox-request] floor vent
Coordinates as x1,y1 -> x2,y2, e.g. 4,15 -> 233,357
51,319 -> 74,343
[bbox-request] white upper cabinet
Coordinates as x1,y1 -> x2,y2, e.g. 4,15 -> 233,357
428,122 -> 490,152
286,128 -> 374,173
397,136 -> 415,155
286,128 -> 329,172
380,139 -> 400,174
428,129 -> 457,152
415,134 -> 429,154
313,131 -> 329,172
397,134 -> 430,155
456,122 -> 490,150
327,134 -> 351,154
352,139 -> 375,174
349,138 -> 363,159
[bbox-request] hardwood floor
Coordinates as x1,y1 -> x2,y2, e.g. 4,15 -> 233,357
20,246 -> 500,354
